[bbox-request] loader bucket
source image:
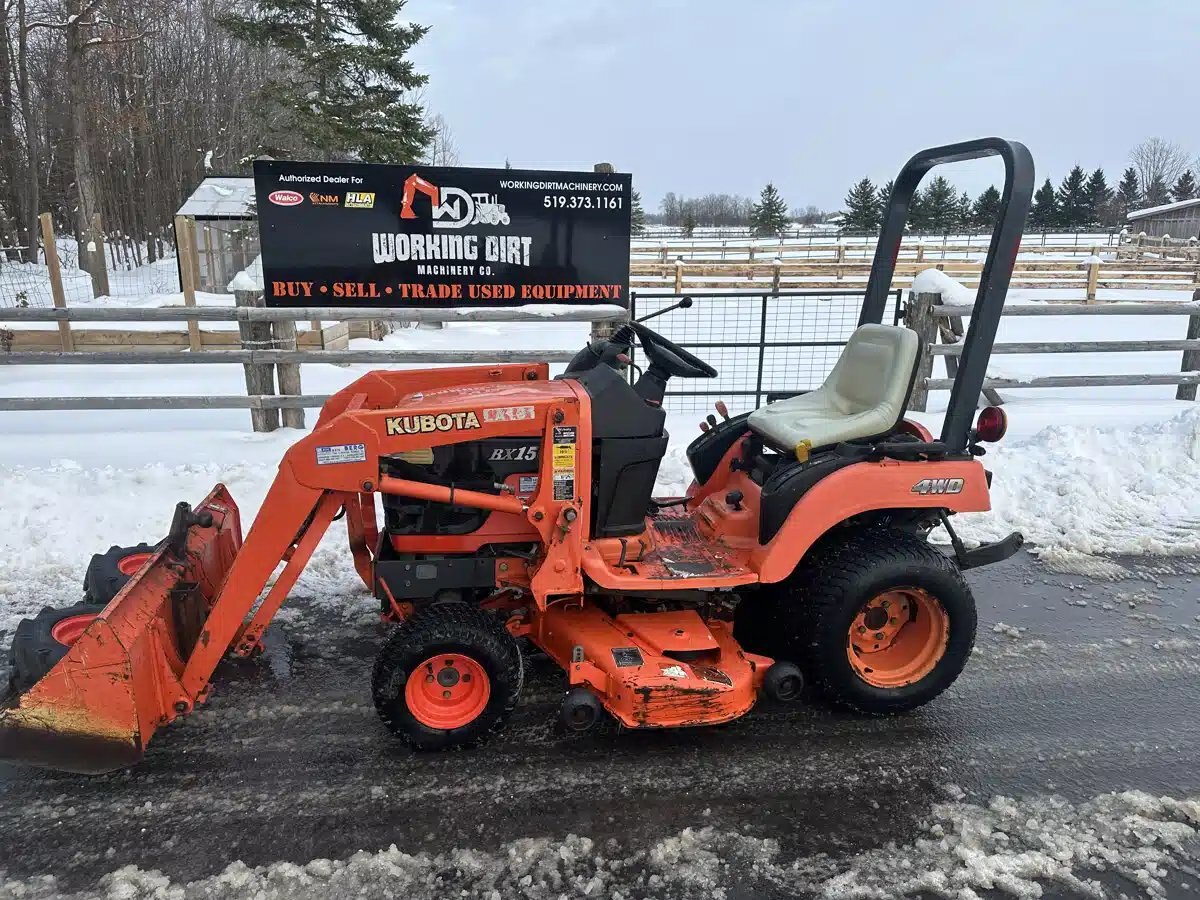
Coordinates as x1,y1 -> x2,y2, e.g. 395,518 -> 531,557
0,485 -> 243,774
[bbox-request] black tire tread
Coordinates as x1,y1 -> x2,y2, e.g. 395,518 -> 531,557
7,602 -> 106,695
371,603 -> 523,751
83,543 -> 155,605
779,527 -> 976,715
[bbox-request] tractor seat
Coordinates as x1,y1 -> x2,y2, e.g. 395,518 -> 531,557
748,324 -> 920,454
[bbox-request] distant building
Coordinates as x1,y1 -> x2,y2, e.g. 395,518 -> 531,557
1125,197 -> 1200,239
175,176 -> 257,292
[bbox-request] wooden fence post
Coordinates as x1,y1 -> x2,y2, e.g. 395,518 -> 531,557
88,213 -> 111,298
836,243 -> 846,281
272,319 -> 305,428
1085,248 -> 1101,302
905,292 -> 938,412
174,216 -> 203,352
1178,288 -> 1200,401
673,258 -> 685,293
771,256 -> 782,293
39,213 -> 74,351
234,289 -> 279,432
934,293 -> 1004,408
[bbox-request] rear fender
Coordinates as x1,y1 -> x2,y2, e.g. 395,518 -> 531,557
751,459 -> 989,583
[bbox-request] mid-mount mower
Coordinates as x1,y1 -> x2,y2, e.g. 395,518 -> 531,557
1,139 -> 1034,774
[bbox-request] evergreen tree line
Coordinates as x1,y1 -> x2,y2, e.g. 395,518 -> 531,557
0,0 -> 436,271
843,160 -> 1200,234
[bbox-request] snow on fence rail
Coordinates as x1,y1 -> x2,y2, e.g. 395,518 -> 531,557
906,292 -> 1200,410
0,302 -> 626,431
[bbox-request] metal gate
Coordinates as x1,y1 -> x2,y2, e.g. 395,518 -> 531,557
629,289 -> 904,415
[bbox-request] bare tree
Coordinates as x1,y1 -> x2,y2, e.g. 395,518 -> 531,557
1130,138 -> 1192,195
423,113 -> 459,166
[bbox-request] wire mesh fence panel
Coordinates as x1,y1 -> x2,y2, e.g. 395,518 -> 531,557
0,257 -> 55,308
629,290 -> 902,415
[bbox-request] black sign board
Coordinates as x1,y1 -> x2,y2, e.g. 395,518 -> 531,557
253,161 -> 631,308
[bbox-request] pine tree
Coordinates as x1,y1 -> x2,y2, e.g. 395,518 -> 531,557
1171,170 -> 1197,202
908,186 -> 930,230
1084,168 -> 1113,225
956,191 -> 973,229
750,182 -> 789,236
842,177 -> 881,231
1029,178 -> 1057,229
1054,165 -> 1089,229
1144,175 -> 1170,207
682,210 -> 697,237
920,176 -> 959,231
630,190 -> 646,236
218,0 -> 433,162
972,185 -> 1001,227
1116,166 -> 1141,218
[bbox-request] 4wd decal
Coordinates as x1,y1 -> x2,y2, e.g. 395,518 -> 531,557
385,411 -> 481,436
911,477 -> 965,496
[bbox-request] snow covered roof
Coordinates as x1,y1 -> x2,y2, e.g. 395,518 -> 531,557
177,176 -> 255,219
1126,196 -> 1200,221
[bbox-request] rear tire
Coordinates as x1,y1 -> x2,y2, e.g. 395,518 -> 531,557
7,603 -> 105,694
83,543 -> 156,605
775,529 -> 976,714
372,604 -> 522,750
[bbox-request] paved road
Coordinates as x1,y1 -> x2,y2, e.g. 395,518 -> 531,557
2,551 -> 1199,898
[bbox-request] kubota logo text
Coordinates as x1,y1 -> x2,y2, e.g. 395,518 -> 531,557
400,173 -> 510,229
385,411 -> 481,436
911,477 -> 965,495
268,190 -> 304,207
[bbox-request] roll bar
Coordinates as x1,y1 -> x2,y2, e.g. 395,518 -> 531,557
858,138 -> 1035,452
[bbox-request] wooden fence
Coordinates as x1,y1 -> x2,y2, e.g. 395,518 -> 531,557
629,256 -> 1200,298
0,303 -> 624,432
904,289 -> 1200,411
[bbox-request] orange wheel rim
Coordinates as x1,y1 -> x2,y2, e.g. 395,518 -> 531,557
50,613 -> 99,647
117,552 -> 153,576
405,653 -> 491,729
846,588 -> 949,688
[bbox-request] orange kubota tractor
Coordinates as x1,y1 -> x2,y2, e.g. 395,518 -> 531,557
2,139 -> 1034,773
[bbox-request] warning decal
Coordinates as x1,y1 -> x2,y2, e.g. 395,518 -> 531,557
551,425 -> 576,500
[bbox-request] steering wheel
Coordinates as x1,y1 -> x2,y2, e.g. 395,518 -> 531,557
629,321 -> 718,379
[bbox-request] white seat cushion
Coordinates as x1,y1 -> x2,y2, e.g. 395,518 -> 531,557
748,324 -> 920,453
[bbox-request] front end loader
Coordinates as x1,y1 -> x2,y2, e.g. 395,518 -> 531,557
2,138 -> 1035,773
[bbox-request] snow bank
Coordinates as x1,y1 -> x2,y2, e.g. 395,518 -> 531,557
959,406 -> 1200,556
226,254 -> 263,293
910,267 -> 975,305
1,790 -> 1196,899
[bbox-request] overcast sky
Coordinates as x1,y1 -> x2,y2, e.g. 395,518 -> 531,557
408,0 -> 1200,212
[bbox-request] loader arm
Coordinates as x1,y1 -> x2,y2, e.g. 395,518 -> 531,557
1,363 -> 590,773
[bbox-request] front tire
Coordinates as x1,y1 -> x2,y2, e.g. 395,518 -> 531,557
7,603 -> 105,694
779,529 -> 976,714
372,604 -> 523,750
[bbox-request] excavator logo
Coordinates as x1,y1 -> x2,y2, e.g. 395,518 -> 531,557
400,173 -> 511,229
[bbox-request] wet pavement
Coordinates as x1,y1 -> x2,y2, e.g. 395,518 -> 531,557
1,550 -> 1199,898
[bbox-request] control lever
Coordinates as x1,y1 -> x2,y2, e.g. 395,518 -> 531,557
706,414 -> 718,428
634,295 -> 693,324
715,400 -> 730,421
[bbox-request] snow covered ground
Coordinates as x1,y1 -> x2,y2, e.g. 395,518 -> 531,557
1,788 -> 1197,898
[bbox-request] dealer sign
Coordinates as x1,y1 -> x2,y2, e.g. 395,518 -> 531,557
253,161 -> 631,308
